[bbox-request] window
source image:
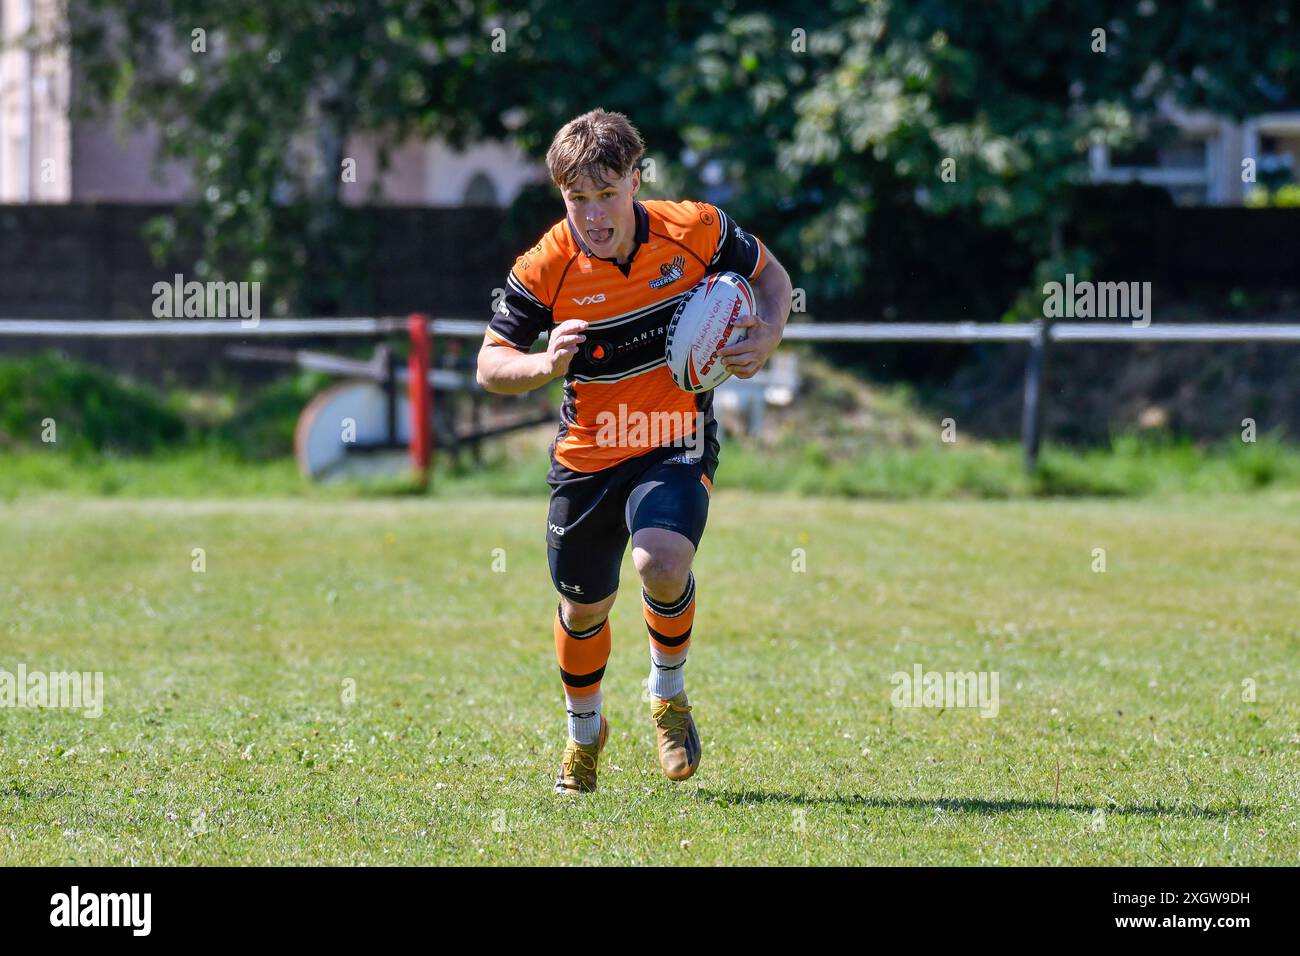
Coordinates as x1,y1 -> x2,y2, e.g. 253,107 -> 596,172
1091,131 -> 1213,206
462,171 -> 498,206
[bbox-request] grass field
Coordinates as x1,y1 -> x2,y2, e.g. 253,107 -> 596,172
2,490 -> 1297,865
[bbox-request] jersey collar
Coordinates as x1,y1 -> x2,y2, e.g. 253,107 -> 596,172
568,200 -> 650,265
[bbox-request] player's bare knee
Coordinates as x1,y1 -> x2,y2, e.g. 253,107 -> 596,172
633,543 -> 693,602
633,530 -> 694,578
560,592 -> 616,632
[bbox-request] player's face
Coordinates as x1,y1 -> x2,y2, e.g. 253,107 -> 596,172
562,167 -> 641,261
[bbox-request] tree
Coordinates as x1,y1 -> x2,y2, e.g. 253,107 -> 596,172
54,0 -> 1300,317
673,1 -> 1300,312
62,0 -> 527,314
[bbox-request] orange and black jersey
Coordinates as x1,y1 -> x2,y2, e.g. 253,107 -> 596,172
487,199 -> 768,482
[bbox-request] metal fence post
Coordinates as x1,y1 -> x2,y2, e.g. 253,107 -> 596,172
1021,320 -> 1047,474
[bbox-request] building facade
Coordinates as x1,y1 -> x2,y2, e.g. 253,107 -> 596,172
0,0 -> 540,205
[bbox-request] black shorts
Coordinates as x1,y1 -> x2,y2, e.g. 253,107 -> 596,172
546,446 -> 713,603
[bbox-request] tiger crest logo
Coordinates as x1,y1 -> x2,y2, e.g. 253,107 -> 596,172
648,254 -> 686,289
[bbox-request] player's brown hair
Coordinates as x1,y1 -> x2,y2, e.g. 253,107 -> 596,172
546,109 -> 645,191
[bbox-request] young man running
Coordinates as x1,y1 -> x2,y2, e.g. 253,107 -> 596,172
476,109 -> 792,794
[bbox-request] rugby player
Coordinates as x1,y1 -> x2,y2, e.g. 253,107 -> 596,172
476,109 -> 792,794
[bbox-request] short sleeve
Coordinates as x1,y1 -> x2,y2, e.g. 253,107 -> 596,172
705,204 -> 767,281
486,270 -> 552,350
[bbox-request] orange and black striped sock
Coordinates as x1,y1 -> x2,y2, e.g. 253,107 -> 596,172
554,606 -> 611,744
643,572 -> 695,700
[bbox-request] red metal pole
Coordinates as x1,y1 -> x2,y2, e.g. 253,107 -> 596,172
407,313 -> 432,483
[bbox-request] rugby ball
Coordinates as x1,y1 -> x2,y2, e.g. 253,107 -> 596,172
665,271 -> 754,393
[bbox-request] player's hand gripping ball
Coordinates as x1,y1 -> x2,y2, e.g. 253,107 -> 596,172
664,272 -> 754,393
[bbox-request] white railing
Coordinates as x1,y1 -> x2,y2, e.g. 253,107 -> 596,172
4,316 -> 1299,471
5,317 -> 1300,342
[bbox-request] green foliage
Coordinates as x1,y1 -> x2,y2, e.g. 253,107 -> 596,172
58,1 -> 1300,316
215,371 -> 332,460
64,0 -> 520,313
0,354 -> 327,462
4,356 -> 1298,501
1246,184 -> 1300,207
0,352 -> 186,454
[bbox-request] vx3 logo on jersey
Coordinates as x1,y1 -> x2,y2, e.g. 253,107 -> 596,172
572,293 -> 607,306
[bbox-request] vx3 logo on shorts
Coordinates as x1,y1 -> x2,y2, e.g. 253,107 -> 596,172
548,522 -> 566,537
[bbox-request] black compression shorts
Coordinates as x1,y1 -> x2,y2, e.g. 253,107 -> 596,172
545,445 -> 713,603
